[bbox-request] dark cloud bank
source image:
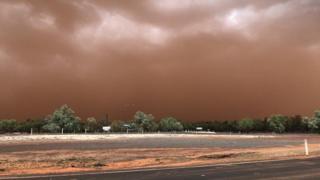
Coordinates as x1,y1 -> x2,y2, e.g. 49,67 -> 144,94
0,0 -> 320,121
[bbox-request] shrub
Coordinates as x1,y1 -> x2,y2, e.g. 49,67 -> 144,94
42,104 -> 81,133
110,120 -> 126,132
84,117 -> 99,132
238,118 -> 254,133
267,115 -> 288,133
285,115 -> 304,132
133,111 -> 158,132
159,117 -> 183,131
252,118 -> 268,132
182,122 -> 195,131
301,116 -> 311,132
16,118 -> 46,133
222,120 -> 239,132
308,111 -> 320,133
0,119 -> 17,133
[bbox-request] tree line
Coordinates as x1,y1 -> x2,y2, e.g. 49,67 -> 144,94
1,104 -> 320,134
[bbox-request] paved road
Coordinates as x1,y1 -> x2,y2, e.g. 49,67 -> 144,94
3,157 -> 320,180
0,137 -> 302,153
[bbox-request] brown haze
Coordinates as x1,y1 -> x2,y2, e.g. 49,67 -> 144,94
0,0 -> 320,121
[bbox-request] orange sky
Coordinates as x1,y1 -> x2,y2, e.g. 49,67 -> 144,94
0,0 -> 320,121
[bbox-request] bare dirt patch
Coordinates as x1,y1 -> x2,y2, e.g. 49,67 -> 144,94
1,145 -> 320,176
198,152 -> 255,159
1,134 -> 320,177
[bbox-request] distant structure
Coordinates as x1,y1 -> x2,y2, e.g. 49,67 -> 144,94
196,127 -> 203,131
102,126 -> 111,132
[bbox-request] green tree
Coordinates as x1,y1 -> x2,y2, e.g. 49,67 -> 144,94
42,104 -> 81,133
17,120 -> 33,133
85,117 -> 99,132
267,114 -> 288,133
308,110 -> 320,133
301,116 -> 311,132
221,120 -> 239,132
133,111 -> 158,132
0,119 -> 17,133
238,118 -> 254,133
17,118 -> 46,133
252,118 -> 268,132
182,122 -> 195,131
159,117 -> 183,131
110,120 -> 125,132
286,115 -> 303,132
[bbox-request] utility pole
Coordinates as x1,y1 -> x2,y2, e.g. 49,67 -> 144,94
105,113 -> 109,126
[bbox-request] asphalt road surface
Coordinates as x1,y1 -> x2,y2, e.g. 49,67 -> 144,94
0,137 -> 302,153
3,157 -> 320,180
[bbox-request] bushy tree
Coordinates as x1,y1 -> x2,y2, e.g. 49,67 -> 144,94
159,117 -> 183,131
17,120 -> 33,133
222,120 -> 239,132
97,117 -> 109,128
0,119 -> 17,133
308,111 -> 320,133
208,121 -> 224,132
42,123 -> 60,133
42,104 -> 81,133
133,111 -> 158,132
17,118 -> 46,133
110,120 -> 126,132
301,116 -> 311,132
238,118 -> 254,133
182,122 -> 195,131
84,117 -> 99,132
16,120 -> 32,132
267,115 -> 288,133
285,115 -> 304,132
252,118 -> 268,132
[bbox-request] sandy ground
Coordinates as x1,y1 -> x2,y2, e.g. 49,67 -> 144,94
0,134 -> 319,177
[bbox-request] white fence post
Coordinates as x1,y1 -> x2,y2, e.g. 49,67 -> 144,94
30,128 -> 33,135
304,139 -> 309,156
61,128 -> 64,134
